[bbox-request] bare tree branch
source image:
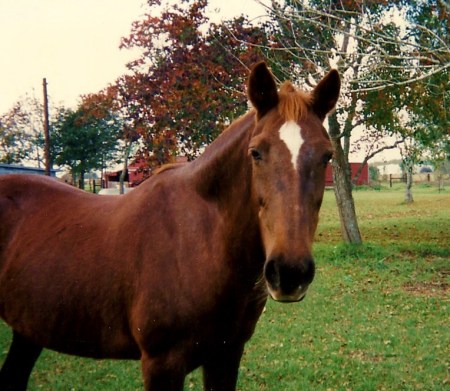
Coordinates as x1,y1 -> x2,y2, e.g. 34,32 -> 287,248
352,137 -> 406,183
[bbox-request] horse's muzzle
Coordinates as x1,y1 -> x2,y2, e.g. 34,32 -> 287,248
264,256 -> 315,302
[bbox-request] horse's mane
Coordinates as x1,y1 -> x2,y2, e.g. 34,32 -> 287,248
153,162 -> 186,176
277,81 -> 312,122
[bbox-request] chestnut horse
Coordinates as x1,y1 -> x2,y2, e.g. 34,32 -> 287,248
0,62 -> 339,390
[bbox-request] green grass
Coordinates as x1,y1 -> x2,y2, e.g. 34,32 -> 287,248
1,187 -> 449,390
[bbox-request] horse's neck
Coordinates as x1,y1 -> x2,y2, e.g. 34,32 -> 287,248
190,111 -> 255,204
190,110 -> 263,270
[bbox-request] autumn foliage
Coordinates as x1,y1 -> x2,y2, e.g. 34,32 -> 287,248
109,0 -> 269,170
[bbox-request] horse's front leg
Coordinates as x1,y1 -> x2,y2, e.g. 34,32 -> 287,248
202,343 -> 245,391
140,351 -> 186,391
0,331 -> 43,391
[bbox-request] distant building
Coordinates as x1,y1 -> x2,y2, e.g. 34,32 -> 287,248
104,156 -> 188,188
325,162 -> 369,186
372,160 -> 403,176
0,163 -> 57,177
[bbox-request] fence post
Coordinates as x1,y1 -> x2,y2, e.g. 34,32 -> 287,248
389,174 -> 392,188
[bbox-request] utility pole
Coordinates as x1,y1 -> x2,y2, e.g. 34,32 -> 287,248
43,78 -> 51,176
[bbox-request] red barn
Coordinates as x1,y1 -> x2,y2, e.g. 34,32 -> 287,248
104,157 -> 189,188
325,162 -> 369,186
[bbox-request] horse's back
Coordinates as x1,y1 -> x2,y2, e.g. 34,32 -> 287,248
0,174 -> 92,258
0,175 -> 53,260
0,174 -> 95,283
0,173 -> 91,200
0,173 -> 126,274
0,174 -> 87,214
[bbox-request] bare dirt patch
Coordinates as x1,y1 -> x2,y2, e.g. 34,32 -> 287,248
403,280 -> 450,297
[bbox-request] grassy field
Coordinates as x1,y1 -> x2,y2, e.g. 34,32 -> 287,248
1,186 -> 449,390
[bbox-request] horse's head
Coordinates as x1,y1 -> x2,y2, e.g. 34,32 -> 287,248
247,62 -> 340,302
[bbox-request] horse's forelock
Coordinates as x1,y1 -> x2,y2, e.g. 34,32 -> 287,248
277,81 -> 312,122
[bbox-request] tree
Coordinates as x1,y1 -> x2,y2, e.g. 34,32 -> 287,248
78,86 -> 143,193
402,0 -> 449,158
0,105 -> 31,164
239,0 -> 450,243
0,94 -> 66,167
0,96 -> 45,165
53,99 -> 122,189
388,0 -> 449,201
116,0 -> 268,171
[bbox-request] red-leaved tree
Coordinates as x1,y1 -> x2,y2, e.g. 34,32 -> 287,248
115,0 -> 269,172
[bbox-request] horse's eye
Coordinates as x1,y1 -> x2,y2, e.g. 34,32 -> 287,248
250,148 -> 262,161
322,152 -> 333,167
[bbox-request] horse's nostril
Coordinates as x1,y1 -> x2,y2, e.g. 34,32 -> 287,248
264,257 -> 315,296
303,257 -> 315,285
264,259 -> 280,290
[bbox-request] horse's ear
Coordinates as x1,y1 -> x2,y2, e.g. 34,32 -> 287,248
311,69 -> 340,121
248,62 -> 279,119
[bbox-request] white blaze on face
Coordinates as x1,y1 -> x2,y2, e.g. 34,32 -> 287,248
279,121 -> 304,169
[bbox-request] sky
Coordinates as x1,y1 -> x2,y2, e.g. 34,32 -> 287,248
0,0 -> 266,114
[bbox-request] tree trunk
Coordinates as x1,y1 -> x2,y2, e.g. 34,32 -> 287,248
79,171 -> 85,190
119,140 -> 133,195
328,113 -> 363,244
404,164 -> 414,203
